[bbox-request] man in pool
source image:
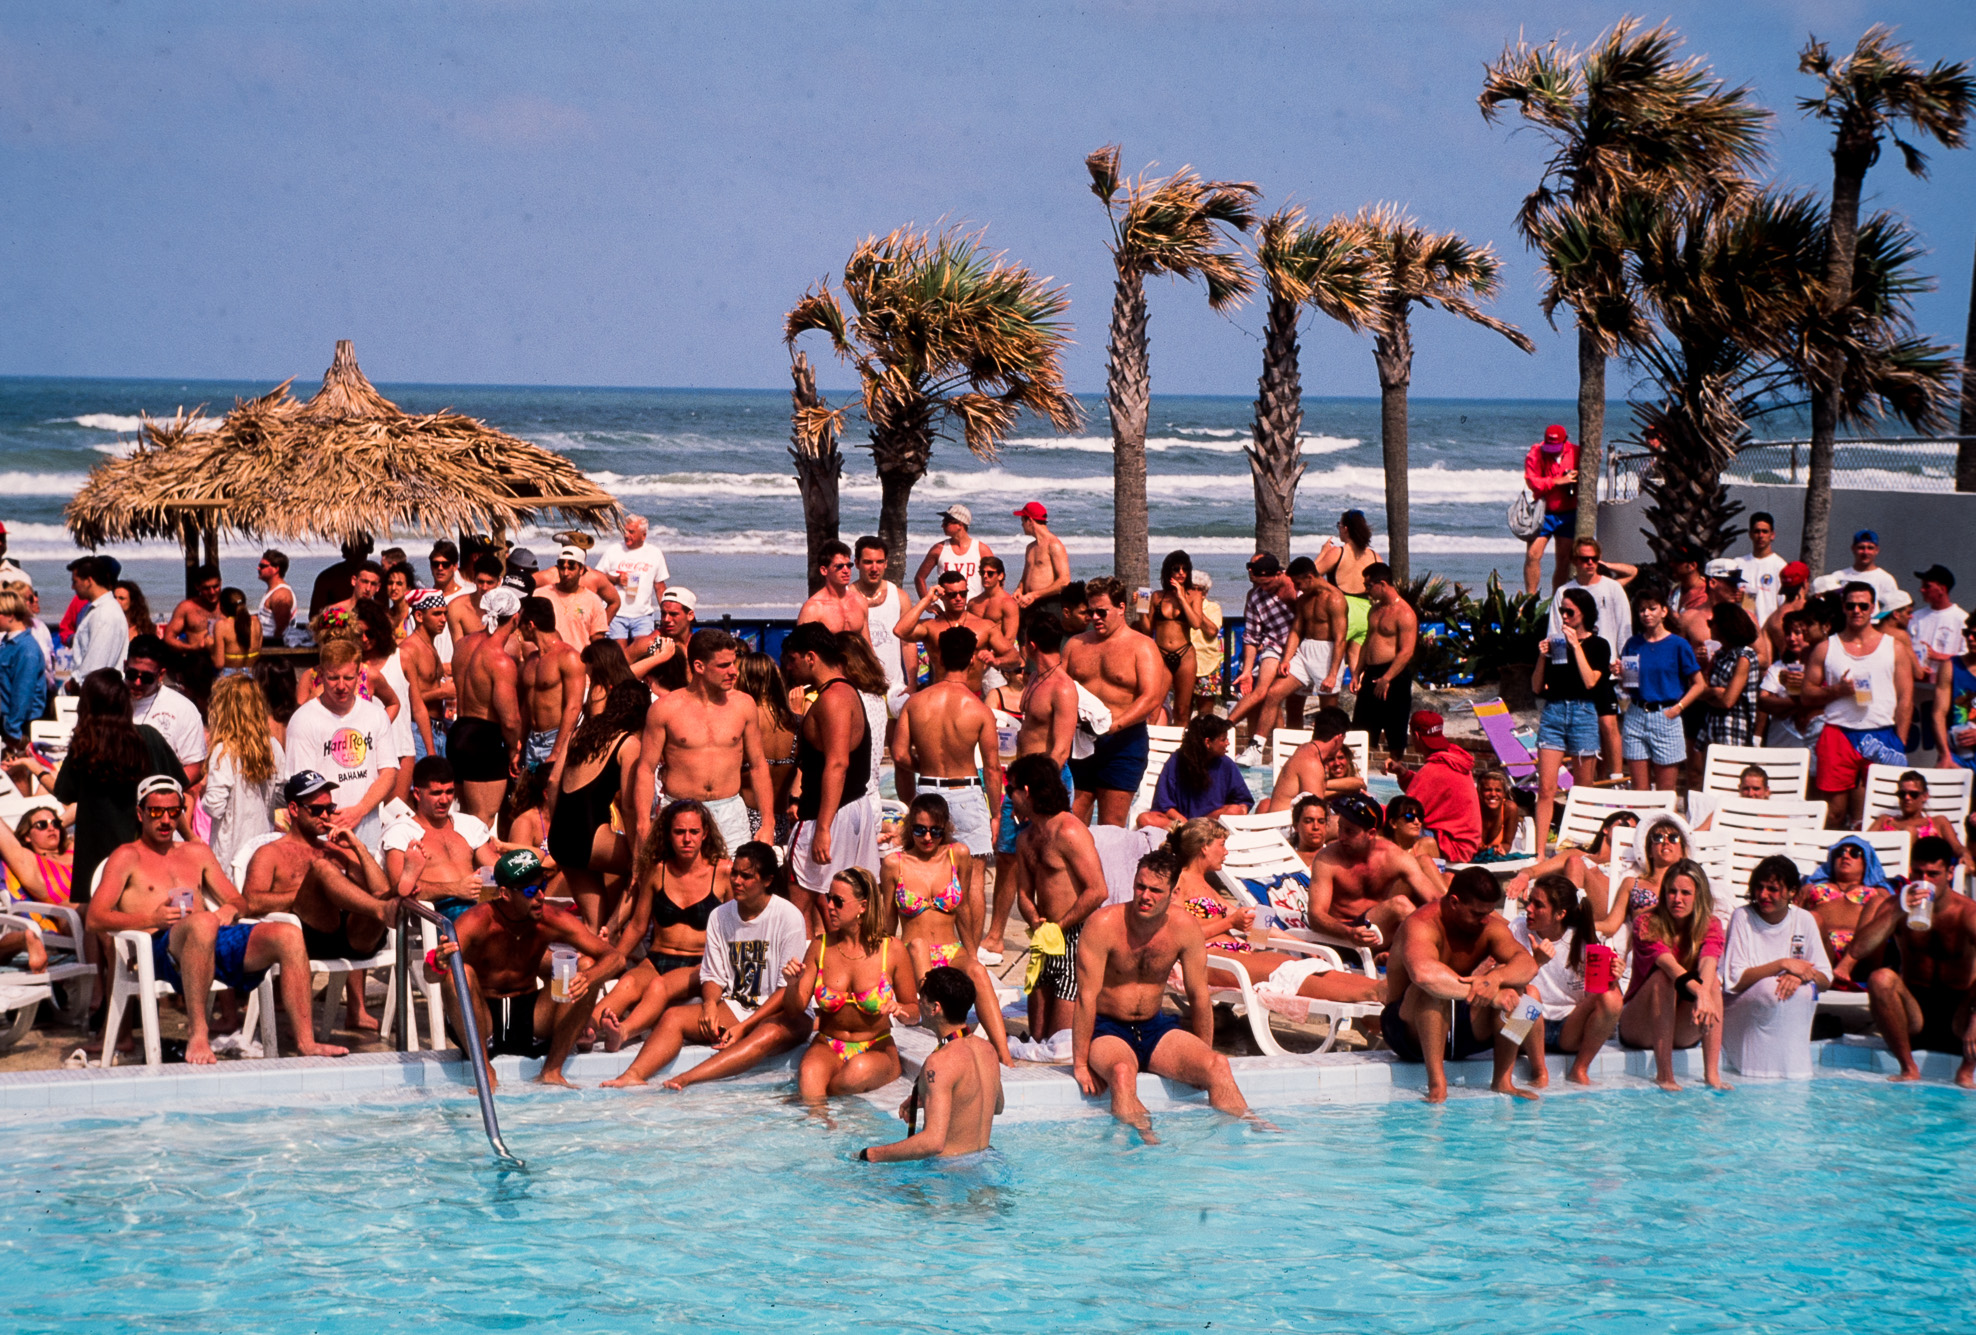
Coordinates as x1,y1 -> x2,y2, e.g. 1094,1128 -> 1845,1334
436,848 -> 615,1088
861,966 -> 1004,1162
1305,791 -> 1444,950
1834,835 -> 1976,1087
1009,753 -> 1107,1041
1072,848 -> 1248,1135
1384,867 -> 1540,1103
1258,706 -> 1354,813
87,777 -> 347,1064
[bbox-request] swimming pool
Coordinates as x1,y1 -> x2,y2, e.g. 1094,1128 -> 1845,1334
9,1076 -> 1973,1333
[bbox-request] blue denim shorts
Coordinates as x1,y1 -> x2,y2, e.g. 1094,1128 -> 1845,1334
1621,703 -> 1688,766
1536,699 -> 1600,757
609,612 -> 656,641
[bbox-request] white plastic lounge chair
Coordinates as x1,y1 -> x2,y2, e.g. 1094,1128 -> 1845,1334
1860,764 -> 1973,830
1699,743 -> 1812,800
1126,724 -> 1188,823
1183,944 -> 1379,1056
1787,828 -> 1910,881
1267,728 -> 1370,785
1556,787 -> 1679,852
0,888 -> 95,1018
1211,828 -> 1379,976
1221,808 -> 1294,834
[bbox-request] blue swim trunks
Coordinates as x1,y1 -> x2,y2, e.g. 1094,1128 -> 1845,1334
1535,509 -> 1575,539
995,764 -> 1074,854
1091,1010 -> 1182,1070
1068,722 -> 1151,795
151,923 -> 269,996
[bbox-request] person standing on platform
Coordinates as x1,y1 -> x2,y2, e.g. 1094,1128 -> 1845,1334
1522,424 -> 1578,595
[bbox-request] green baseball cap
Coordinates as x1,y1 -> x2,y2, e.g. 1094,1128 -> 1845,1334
493,848 -> 546,891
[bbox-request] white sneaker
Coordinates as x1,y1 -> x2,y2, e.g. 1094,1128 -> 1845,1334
976,946 -> 1004,966
1235,743 -> 1265,768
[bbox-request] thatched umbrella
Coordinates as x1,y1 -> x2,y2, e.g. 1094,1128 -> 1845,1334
66,340 -> 623,589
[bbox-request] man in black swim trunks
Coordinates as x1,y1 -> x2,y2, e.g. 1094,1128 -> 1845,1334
242,770 -> 400,967
1836,836 -> 1976,1088
437,849 -> 615,1088
1352,563 -> 1418,765
1065,576 -> 1169,827
1383,867 -> 1539,1104
1071,848 -> 1249,1137
447,585 -> 524,822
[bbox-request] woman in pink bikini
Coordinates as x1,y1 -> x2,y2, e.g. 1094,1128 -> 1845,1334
787,867 -> 919,1101
881,794 -> 1012,1063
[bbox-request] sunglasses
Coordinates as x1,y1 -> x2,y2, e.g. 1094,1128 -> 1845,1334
1834,846 -> 1864,859
301,800 -> 337,816
124,668 -> 159,685
910,823 -> 945,838
26,818 -> 59,831
1392,812 -> 1423,823
1648,829 -> 1683,845
506,881 -> 545,899
1845,602 -> 1874,612
142,805 -> 183,819
824,894 -> 857,909
1899,789 -> 1928,800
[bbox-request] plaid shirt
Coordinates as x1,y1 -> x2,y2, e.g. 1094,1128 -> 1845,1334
1242,585 -> 1295,658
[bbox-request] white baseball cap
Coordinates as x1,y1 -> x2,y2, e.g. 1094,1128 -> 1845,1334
556,545 -> 588,566
660,586 -> 697,612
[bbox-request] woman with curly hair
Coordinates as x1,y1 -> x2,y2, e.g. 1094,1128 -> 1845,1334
597,798 -> 732,1051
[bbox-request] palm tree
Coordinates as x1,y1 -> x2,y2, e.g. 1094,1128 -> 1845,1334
1960,238 -> 1976,491
784,227 -> 1081,584
1352,206 -> 1535,584
1247,207 -> 1381,561
1796,25 -> 1972,566
786,349 -> 846,594
1087,145 -> 1259,587
1480,18 -> 1770,540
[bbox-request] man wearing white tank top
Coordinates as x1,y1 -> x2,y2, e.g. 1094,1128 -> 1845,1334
854,535 -> 911,714
913,504 -> 993,601
1803,580 -> 1911,827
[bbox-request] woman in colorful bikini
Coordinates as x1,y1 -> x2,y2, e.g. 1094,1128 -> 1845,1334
0,798 -> 76,926
1867,770 -> 1970,865
598,798 -> 731,1051
1143,549 -> 1210,722
787,866 -> 920,1100
1794,834 -> 1893,986
882,793 -> 1013,1064
1605,815 -> 1693,938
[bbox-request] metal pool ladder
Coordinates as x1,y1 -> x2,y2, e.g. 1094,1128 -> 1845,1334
395,902 -> 525,1168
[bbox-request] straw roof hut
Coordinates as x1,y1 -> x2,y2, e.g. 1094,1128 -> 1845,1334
66,341 -> 622,582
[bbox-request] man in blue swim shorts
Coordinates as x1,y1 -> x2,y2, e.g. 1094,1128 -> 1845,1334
1071,847 -> 1251,1136
1065,576 -> 1169,828
86,776 -> 347,1065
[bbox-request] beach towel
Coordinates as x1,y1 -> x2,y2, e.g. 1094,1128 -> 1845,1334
1025,922 -> 1066,993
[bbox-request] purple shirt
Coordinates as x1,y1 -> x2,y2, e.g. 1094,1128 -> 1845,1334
1151,753 -> 1255,820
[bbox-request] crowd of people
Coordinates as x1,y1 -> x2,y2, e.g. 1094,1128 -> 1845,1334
2,485 -> 1972,1159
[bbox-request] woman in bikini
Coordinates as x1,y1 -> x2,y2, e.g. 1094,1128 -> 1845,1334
1144,549 -> 1213,724
599,798 -> 732,1051
545,680 -> 645,930
1795,835 -> 1893,986
1166,818 -> 1383,1008
0,799 -> 77,941
1603,814 -> 1690,939
1382,795 -> 1445,889
881,794 -> 1012,1064
736,650 -> 799,843
207,588 -> 262,677
787,866 -> 919,1101
1868,770 -> 1970,865
1315,509 -> 1379,679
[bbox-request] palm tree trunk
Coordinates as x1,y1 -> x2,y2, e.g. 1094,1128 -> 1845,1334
1574,326 -> 1604,540
1958,235 -> 1976,492
788,352 -> 843,595
869,395 -> 932,585
1373,313 -> 1413,585
1801,133 -> 1873,566
1247,290 -> 1303,561
1107,268 -> 1151,589
875,464 -> 919,585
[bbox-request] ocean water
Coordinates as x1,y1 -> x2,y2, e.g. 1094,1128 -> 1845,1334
1,376 -> 1591,612
6,1077 -> 1973,1333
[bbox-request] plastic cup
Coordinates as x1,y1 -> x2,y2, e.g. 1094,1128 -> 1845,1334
1582,943 -> 1618,996
550,946 -> 579,1003
1549,637 -> 1569,664
1619,656 -> 1640,690
1852,684 -> 1873,709
1498,995 -> 1543,1045
168,888 -> 195,914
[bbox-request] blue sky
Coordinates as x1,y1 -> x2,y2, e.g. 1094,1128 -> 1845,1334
2,1 -> 1970,398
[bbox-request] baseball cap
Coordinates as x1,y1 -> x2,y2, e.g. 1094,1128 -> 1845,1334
493,847 -> 547,891
1409,710 -> 1451,749
1704,558 -> 1744,583
1332,792 -> 1382,831
661,586 -> 697,612
1915,563 -> 1955,590
1810,573 -> 1847,595
478,586 -> 523,622
556,545 -> 588,566
281,771 -> 335,805
1780,561 -> 1810,587
409,588 -> 447,612
137,774 -> 185,804
1246,553 -> 1282,576
506,547 -> 539,573
1875,589 -> 1913,620
1541,424 -> 1569,450
1852,529 -> 1879,546
1013,502 -> 1048,522
941,504 -> 973,527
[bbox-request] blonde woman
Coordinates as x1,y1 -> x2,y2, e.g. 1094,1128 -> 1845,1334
787,866 -> 920,1100
199,675 -> 285,877
1618,859 -> 1730,1092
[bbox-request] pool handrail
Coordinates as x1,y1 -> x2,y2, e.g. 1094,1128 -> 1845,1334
394,900 -> 524,1169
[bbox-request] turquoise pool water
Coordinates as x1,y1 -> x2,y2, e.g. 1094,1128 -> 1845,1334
9,1079 -> 1974,1333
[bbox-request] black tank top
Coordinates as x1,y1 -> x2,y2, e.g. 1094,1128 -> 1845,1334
796,679 -> 871,821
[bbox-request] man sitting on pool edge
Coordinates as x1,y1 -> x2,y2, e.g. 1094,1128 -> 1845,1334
860,966 -> 1004,1163
1384,866 -> 1540,1103
1071,847 -> 1249,1136
435,848 -> 615,1088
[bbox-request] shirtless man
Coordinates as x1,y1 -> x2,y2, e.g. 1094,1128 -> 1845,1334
1383,866 -> 1540,1102
968,557 -> 1022,681
1836,835 -> 1976,1086
1008,753 -> 1106,1039
399,590 -> 452,758
1352,563 -> 1418,764
1260,706 -> 1354,814
895,570 -> 1011,696
1072,848 -> 1248,1135
861,965 -> 1004,1162
986,616 -> 1080,961
1761,561 -> 1812,665
1306,791 -> 1445,951
446,586 -> 524,822
913,504 -> 992,600
798,540 -> 873,641
1064,576 -> 1169,827
429,540 -> 471,601
166,565 -> 223,661
517,595 -> 585,783
894,627 -> 1005,937
1010,501 -> 1071,633
1231,555 -> 1348,741
87,777 -> 345,1064
241,771 -> 399,970
382,757 -> 499,905
435,849 -> 616,1088
634,628 -> 772,860
446,554 -> 505,644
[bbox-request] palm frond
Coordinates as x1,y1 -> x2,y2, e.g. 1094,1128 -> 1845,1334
1257,207 -> 1383,332
1098,155 -> 1260,310
1086,143 -> 1122,207
1353,205 -> 1535,353
1798,24 -> 1974,176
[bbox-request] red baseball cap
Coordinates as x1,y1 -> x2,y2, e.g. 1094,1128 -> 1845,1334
1541,424 -> 1570,450
1013,502 -> 1048,522
1410,710 -> 1451,748
1781,560 -> 1810,587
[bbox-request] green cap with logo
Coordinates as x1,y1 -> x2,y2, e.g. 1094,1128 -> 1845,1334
493,848 -> 546,890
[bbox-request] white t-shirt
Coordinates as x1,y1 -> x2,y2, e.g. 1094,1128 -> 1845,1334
130,684 -> 208,767
284,696 -> 398,854
1825,566 -> 1900,614
381,810 -> 492,854
1722,903 -> 1830,995
1907,602 -> 1968,692
1759,660 -> 1824,752
1510,918 -> 1585,1021
865,582 -> 907,693
698,896 -> 809,1009
1740,553 -> 1787,627
596,541 -> 671,618
1548,576 -> 1633,652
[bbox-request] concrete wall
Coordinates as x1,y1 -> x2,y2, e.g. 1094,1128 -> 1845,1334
1598,484 -> 1976,589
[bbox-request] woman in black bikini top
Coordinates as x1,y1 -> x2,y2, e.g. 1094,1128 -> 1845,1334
546,681 -> 646,928
595,798 -> 734,1053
